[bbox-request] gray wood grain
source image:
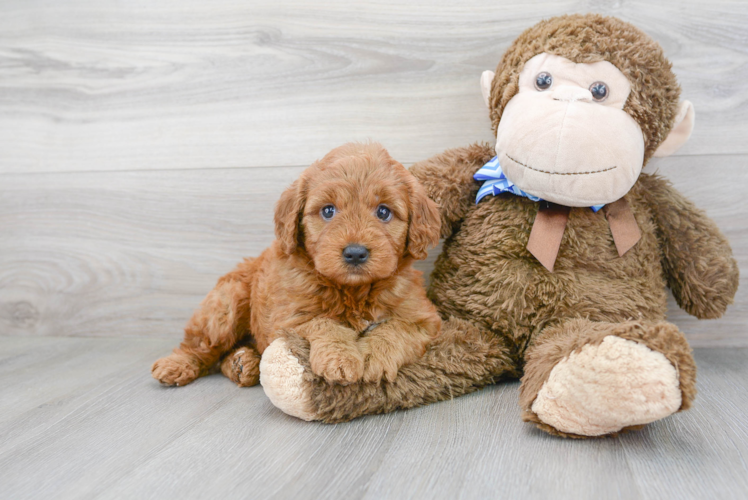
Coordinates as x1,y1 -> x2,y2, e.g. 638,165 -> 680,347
0,336 -> 745,500
1,155 -> 745,346
0,0 -> 746,174
0,337 -> 176,451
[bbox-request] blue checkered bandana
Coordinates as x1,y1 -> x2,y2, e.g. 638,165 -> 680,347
474,156 -> 604,212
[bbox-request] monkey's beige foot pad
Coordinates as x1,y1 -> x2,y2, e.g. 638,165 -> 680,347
260,338 -> 320,421
531,335 -> 682,436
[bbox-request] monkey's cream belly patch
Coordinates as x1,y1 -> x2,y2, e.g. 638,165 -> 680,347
531,335 -> 681,436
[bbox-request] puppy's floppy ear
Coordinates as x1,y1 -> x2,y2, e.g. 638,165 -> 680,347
274,177 -> 306,255
405,173 -> 441,260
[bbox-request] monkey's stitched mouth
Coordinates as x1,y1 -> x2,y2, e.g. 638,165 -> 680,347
505,153 -> 617,175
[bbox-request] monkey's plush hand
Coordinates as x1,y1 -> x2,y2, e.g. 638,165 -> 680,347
642,175 -> 739,319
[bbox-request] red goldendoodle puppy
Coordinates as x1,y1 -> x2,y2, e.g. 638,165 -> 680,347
152,142 -> 442,387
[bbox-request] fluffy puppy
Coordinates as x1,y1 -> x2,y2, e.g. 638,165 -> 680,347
152,142 -> 442,388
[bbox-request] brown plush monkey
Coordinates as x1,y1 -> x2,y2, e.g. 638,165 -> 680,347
259,14 -> 739,437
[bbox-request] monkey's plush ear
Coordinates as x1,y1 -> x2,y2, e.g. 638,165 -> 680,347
274,178 -> 306,255
653,100 -> 695,158
480,70 -> 496,108
405,175 -> 441,260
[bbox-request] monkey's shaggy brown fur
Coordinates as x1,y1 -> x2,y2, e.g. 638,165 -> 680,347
152,142 -> 442,388
266,15 -> 738,436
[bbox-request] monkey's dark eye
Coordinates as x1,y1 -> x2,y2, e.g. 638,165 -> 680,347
376,205 -> 393,222
320,205 -> 336,220
535,72 -> 553,91
590,81 -> 608,101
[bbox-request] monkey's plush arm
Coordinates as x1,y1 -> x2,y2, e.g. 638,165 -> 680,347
640,174 -> 739,319
409,143 -> 494,238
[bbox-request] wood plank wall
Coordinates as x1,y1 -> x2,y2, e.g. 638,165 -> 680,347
1,0 -> 746,345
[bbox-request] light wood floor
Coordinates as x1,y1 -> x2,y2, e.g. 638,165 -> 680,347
0,337 -> 746,499
2,1 -> 747,498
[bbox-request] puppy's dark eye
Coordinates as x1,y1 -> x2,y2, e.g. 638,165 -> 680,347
590,81 -> 608,101
376,205 -> 392,222
320,205 -> 336,220
535,72 -> 553,91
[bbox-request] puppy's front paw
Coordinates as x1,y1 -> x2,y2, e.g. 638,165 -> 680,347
361,339 -> 400,383
363,357 -> 399,384
309,344 -> 364,385
151,354 -> 200,387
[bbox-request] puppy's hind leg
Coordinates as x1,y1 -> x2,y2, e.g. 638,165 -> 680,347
152,265 -> 253,387
221,345 -> 262,387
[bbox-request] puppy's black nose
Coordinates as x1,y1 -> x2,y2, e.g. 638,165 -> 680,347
343,244 -> 369,266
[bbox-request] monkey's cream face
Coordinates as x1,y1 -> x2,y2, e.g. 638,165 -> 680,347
494,53 -> 645,207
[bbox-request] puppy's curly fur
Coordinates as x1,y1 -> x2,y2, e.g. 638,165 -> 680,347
152,143 -> 442,387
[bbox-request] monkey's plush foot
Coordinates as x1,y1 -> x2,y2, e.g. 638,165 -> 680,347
260,338 -> 320,421
521,320 -> 696,438
152,353 -> 202,387
530,336 -> 681,436
221,346 -> 261,387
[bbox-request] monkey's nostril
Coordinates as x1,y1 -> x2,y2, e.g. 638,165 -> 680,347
343,244 -> 369,266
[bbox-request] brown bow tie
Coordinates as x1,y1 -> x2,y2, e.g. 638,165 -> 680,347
526,198 -> 641,272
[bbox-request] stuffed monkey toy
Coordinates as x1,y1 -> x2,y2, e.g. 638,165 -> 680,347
259,14 -> 739,437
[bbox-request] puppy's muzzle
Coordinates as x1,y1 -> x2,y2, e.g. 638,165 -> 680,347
343,244 -> 369,266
